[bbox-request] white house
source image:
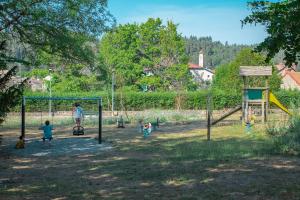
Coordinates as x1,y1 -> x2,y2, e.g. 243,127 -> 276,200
28,77 -> 47,91
141,50 -> 214,86
188,50 -> 214,84
143,68 -> 154,76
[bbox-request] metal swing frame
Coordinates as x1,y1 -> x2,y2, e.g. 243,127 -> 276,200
21,96 -> 103,144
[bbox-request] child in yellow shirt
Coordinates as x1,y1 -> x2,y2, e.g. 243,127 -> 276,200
15,136 -> 25,149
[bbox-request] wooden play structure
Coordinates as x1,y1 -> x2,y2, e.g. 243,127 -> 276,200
207,66 -> 292,140
240,66 -> 272,123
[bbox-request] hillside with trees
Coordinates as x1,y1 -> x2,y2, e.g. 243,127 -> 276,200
185,36 -> 254,68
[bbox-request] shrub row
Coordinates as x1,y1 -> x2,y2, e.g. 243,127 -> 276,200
17,90 -> 300,112
266,115 -> 300,155
272,90 -> 300,108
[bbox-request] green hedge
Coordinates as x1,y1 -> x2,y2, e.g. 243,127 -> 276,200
273,90 -> 300,108
17,90 -> 300,112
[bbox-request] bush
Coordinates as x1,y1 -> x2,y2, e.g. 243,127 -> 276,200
17,89 -> 300,112
266,115 -> 300,155
273,90 -> 300,108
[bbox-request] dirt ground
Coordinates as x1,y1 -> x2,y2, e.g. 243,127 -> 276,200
1,122 -> 300,200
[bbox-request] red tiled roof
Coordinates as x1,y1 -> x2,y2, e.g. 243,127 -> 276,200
188,63 -> 203,69
276,63 -> 296,75
284,71 -> 300,86
143,68 -> 152,72
276,63 -> 285,71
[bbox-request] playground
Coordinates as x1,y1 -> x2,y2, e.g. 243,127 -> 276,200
1,66 -> 300,199
2,0 -> 300,198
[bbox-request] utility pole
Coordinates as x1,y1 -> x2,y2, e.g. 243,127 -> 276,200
206,85 -> 212,141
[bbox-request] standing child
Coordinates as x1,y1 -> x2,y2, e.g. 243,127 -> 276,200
245,107 -> 255,133
72,103 -> 84,128
40,120 -> 54,145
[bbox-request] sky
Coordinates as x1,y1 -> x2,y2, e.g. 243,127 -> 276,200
107,0 -> 268,45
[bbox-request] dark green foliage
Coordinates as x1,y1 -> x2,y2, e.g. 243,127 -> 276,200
185,36 -> 254,68
0,41 -> 26,124
0,0 -> 115,65
243,0 -> 300,67
0,67 -> 26,124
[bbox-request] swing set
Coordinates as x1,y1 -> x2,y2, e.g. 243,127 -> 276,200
21,96 -> 103,144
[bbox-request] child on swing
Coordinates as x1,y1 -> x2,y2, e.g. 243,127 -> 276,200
143,122 -> 152,138
39,120 -> 54,145
72,103 -> 84,129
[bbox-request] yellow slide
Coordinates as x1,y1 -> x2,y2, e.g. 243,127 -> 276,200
269,92 -> 292,115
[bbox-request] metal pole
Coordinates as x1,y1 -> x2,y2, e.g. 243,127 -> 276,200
99,99 -> 102,144
111,71 -> 114,116
49,69 -> 52,117
21,97 -> 25,139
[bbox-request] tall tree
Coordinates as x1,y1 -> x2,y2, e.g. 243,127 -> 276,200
242,0 -> 300,67
0,0 -> 114,124
99,18 -> 192,91
213,48 -> 281,93
1,0 -> 115,64
99,23 -> 141,86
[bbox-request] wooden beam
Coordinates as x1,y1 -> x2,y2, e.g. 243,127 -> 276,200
239,66 -> 272,76
211,106 -> 242,126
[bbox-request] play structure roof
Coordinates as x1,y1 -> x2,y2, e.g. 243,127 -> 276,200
239,66 -> 272,76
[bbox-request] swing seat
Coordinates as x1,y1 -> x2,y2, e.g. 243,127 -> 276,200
73,126 -> 85,135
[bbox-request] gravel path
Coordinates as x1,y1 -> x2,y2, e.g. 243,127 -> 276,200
1,137 -> 113,157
